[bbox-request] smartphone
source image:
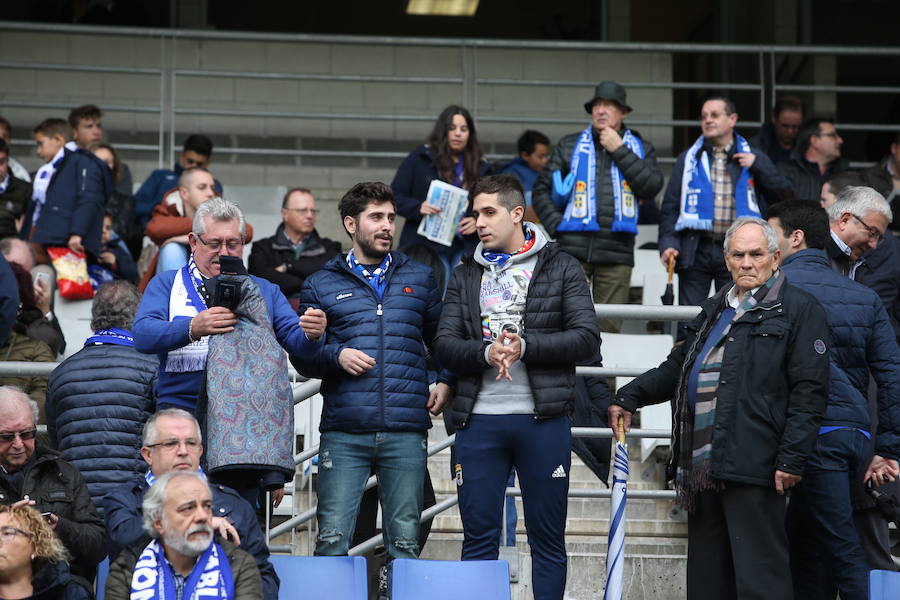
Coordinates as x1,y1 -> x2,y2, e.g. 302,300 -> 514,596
40,512 -> 52,521
33,272 -> 49,288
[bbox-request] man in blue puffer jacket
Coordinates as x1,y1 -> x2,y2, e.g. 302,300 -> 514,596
768,200 -> 900,600
295,182 -> 453,574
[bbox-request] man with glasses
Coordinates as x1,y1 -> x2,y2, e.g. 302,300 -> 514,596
249,188 -> 341,307
0,385 -> 105,588
134,197 -> 326,414
102,408 -> 279,600
779,118 -> 848,203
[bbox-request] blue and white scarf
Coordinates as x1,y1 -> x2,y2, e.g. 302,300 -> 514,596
481,226 -> 536,270
84,327 -> 134,347
129,538 -> 233,600
346,250 -> 392,300
144,468 -> 204,487
165,257 -> 209,373
31,149 -> 65,226
552,126 -> 644,234
675,133 -> 760,232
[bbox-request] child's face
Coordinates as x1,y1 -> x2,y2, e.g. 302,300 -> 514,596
34,133 -> 65,163
101,216 -> 113,243
73,118 -> 103,148
521,143 -> 550,172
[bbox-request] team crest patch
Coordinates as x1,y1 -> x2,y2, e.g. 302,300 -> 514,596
814,339 -> 826,354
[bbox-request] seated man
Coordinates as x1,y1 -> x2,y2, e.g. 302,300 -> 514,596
102,409 -> 278,600
248,187 -> 340,305
105,470 -> 262,600
0,386 -> 105,586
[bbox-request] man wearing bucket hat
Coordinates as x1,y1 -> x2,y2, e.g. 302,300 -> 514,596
533,81 -> 663,332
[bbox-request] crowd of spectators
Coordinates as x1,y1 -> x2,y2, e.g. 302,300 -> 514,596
0,85 -> 897,600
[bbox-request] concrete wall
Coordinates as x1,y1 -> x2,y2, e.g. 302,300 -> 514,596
1,27 -> 673,201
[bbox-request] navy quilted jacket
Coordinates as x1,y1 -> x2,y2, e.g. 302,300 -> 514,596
46,342 -> 158,509
781,249 -> 900,459
295,252 -> 447,433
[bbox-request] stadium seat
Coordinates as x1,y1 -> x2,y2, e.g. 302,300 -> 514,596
95,557 -> 109,600
268,555 -> 367,600
870,569 -> 900,599
389,559 -> 510,600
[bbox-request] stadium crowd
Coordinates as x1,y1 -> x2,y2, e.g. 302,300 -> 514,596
0,80 -> 897,600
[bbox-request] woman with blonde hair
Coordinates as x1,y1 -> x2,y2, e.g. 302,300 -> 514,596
0,505 -> 90,600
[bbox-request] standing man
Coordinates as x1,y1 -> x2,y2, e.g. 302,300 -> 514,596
611,217 -> 829,600
779,118 -> 848,204
768,200 -> 900,600
435,174 -> 600,600
659,96 -> 792,319
295,182 -> 452,596
102,409 -> 279,600
68,104 -> 134,198
751,96 -> 804,165
532,81 -> 663,332
248,187 -> 341,305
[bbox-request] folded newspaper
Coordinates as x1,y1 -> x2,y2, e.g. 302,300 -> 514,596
416,180 -> 469,247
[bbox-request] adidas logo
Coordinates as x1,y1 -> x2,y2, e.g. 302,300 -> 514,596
551,465 -> 566,479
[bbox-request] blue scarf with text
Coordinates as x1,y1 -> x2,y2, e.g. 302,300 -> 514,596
84,327 -> 134,347
129,538 -> 233,600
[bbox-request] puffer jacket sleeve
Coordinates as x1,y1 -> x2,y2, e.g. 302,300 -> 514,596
609,135 -> 663,199
868,299 -> 900,460
434,265 -> 490,375
293,275 -> 345,379
520,254 -> 600,367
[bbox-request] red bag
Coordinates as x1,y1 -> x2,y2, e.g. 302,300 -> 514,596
47,247 -> 94,300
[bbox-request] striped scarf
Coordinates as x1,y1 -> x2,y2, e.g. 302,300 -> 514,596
676,271 -> 783,510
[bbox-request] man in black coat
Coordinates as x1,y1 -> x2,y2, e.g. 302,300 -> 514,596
435,175 -> 600,600
101,408 -> 279,600
611,217 -> 829,600
0,139 -> 30,240
778,118 -> 849,204
248,188 -> 341,305
532,81 -> 663,332
0,385 -> 106,588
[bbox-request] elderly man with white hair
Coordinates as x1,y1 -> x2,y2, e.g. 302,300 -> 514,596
609,217 -> 830,600
105,470 -> 262,600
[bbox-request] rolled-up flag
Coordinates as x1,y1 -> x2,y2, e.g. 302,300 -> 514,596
604,419 -> 628,600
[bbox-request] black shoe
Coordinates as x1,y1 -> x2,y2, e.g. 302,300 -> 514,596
376,564 -> 388,600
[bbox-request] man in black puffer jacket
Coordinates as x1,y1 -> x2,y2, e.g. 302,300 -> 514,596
533,81 -> 663,332
436,175 -> 599,600
46,281 -> 157,512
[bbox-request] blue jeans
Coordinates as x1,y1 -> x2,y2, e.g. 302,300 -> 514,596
315,431 -> 427,560
157,242 -> 190,273
786,427 -> 870,600
456,414 -> 571,600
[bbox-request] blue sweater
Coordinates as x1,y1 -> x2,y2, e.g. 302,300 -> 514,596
781,249 -> 900,459
133,269 -> 317,411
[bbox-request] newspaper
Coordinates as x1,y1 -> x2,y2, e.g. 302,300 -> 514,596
416,180 -> 469,247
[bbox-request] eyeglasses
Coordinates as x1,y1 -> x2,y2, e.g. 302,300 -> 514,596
0,429 -> 37,444
146,438 -> 202,452
284,208 -> 319,215
817,132 -> 840,139
196,234 -> 244,252
0,527 -> 29,543
851,214 -> 884,242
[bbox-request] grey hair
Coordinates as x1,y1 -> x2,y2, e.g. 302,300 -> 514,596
90,281 -> 142,331
192,197 -> 246,237
0,385 -> 39,425
142,470 -> 211,538
142,408 -> 202,447
825,186 -> 893,223
723,217 -> 779,254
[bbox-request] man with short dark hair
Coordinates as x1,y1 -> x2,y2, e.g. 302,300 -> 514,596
0,139 -> 30,239
134,134 -> 224,231
46,281 -> 158,510
296,182 -> 452,595
436,174 -> 600,600
248,188 -> 341,303
102,409 -> 279,600
0,117 -> 31,183
751,96 -> 804,165
820,171 -> 865,208
0,385 -> 106,587
779,118 -> 848,203
659,96 -> 792,323
768,200 -> 900,600
533,81 -> 663,332
105,470 -> 263,600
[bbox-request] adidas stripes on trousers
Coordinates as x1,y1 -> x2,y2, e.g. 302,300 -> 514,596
455,414 -> 571,600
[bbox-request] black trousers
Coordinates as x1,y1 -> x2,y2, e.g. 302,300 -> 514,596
687,482 -> 792,600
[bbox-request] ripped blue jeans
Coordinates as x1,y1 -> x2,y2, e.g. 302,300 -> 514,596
315,430 -> 427,559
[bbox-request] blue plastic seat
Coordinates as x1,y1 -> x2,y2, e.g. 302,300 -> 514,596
268,555 -> 368,600
95,557 -> 110,600
389,559 -> 510,600
870,569 -> 900,599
